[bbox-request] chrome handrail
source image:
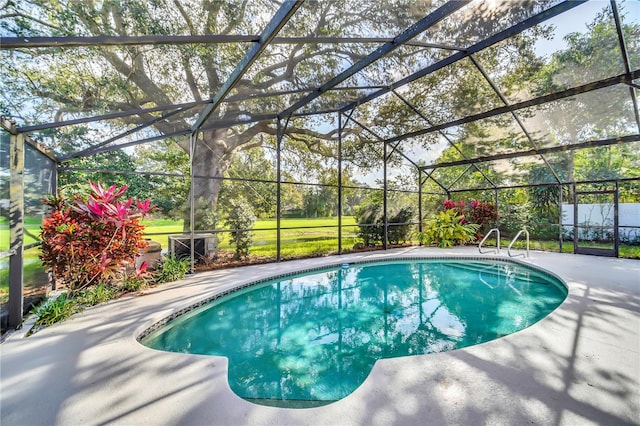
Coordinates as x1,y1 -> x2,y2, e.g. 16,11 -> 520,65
508,229 -> 530,258
478,228 -> 500,254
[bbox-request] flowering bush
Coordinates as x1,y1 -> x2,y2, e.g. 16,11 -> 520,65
442,199 -> 498,237
418,209 -> 480,247
40,182 -> 152,293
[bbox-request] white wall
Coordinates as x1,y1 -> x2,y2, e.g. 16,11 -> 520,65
562,203 -> 640,241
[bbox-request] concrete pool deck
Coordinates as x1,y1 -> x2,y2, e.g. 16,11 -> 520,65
1,247 -> 639,425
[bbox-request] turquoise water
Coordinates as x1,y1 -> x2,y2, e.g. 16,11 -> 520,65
141,259 -> 567,406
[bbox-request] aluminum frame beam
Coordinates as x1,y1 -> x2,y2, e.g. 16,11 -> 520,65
447,164 -> 474,192
275,116 -> 291,262
18,101 -> 207,134
468,55 -> 561,184
69,114 -> 279,159
420,134 -> 640,170
389,70 -> 640,147
279,0 -> 470,119
420,168 -> 450,194
390,89 -> 497,189
340,113 -> 422,171
17,85 -> 385,135
611,0 -> 640,133
448,176 -> 640,194
339,0 -> 586,113
1,35 -> 464,51
340,111 -> 449,195
60,105 -> 196,161
191,0 -> 304,133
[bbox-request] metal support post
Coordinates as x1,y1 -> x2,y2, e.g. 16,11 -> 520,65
51,162 -> 58,290
189,133 -> 196,273
494,189 -> 500,231
337,113 -> 343,255
558,184 -> 563,253
9,132 -> 24,328
383,141 -> 388,250
276,118 -> 285,262
614,180 -> 619,257
418,169 -> 423,235
572,183 -> 578,253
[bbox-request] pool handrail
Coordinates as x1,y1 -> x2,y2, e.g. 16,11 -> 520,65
508,228 -> 530,258
478,228 -> 500,254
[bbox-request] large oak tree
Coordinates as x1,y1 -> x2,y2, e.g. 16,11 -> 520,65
1,0 -> 578,226
2,0 -> 434,223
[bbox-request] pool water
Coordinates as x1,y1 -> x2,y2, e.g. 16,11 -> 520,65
141,259 -> 567,406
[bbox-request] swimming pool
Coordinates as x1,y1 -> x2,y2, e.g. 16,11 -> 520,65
140,258 -> 567,407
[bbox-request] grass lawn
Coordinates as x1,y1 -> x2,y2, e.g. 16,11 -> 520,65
1,246 -> 48,307
144,218 -> 640,259
142,216 -> 362,258
0,217 -> 44,251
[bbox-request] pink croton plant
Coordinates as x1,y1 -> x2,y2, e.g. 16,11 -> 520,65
40,181 -> 154,292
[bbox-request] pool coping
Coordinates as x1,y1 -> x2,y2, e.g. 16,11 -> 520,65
1,246 -> 639,425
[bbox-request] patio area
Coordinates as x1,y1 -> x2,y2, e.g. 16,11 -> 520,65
1,247 -> 638,425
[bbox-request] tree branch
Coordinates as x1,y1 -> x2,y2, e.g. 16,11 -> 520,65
221,0 -> 249,35
182,55 -> 203,101
203,0 -> 222,94
173,0 -> 195,34
0,12 -> 61,31
238,47 -> 366,92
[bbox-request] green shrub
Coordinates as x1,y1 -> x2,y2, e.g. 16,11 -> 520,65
529,218 -> 560,240
387,206 -> 415,244
225,199 -> 257,260
355,204 -> 415,247
119,276 -> 148,293
355,204 -> 383,246
33,294 -> 80,327
418,209 -> 480,248
500,202 -> 532,238
77,283 -> 119,306
155,255 -> 190,283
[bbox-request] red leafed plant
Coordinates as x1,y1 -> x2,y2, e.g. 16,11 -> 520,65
467,201 -> 498,226
442,199 -> 498,239
40,182 -> 153,293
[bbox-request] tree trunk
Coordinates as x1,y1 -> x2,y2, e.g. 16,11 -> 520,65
183,129 -> 234,233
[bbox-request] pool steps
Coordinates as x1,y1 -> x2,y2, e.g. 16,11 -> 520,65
446,261 -> 558,286
478,228 -> 531,258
